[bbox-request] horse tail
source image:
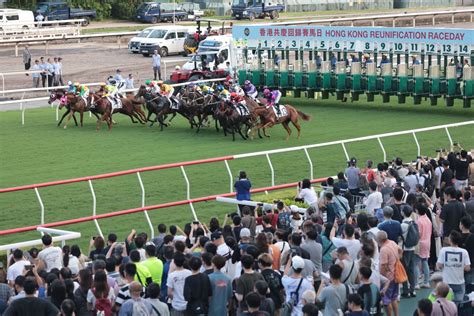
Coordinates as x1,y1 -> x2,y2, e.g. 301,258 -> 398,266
296,110 -> 311,121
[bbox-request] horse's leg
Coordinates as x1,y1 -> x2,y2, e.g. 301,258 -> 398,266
282,121 -> 292,141
92,111 -> 101,122
64,110 -> 75,129
57,109 -> 70,127
292,118 -> 302,139
237,125 -> 247,140
72,113 -> 78,127
136,107 -> 147,124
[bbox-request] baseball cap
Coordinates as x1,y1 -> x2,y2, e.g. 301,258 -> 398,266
291,256 -> 305,270
211,231 -> 222,241
240,228 -> 251,238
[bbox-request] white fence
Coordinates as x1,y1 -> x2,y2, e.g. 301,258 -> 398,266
0,227 -> 81,252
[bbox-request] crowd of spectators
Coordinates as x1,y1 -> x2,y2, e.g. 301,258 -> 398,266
0,147 -> 472,316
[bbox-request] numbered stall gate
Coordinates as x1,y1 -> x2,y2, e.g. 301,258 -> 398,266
234,25 -> 474,107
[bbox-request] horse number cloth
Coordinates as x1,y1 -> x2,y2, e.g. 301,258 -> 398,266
273,105 -> 288,118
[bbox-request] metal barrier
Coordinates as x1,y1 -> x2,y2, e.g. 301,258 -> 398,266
0,227 -> 81,252
0,70 -> 44,96
0,121 -> 472,240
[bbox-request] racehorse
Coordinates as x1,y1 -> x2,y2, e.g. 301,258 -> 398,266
252,98 -> 311,140
59,93 -> 99,129
215,100 -> 254,141
91,91 -> 148,125
135,85 -> 169,131
87,93 -> 113,131
49,89 -> 101,127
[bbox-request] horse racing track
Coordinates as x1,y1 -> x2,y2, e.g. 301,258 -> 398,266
0,96 -> 473,250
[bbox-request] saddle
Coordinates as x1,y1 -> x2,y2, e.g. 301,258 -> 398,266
107,97 -> 122,110
234,103 -> 249,116
170,97 -> 179,110
272,105 -> 287,118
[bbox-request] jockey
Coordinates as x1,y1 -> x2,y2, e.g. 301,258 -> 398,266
243,80 -> 258,100
216,84 -> 230,101
102,82 -> 120,107
76,83 -> 89,98
157,81 -> 176,107
108,76 -> 125,97
230,91 -> 247,114
200,84 -> 214,95
67,80 -> 76,94
146,80 -> 160,94
263,88 -> 282,115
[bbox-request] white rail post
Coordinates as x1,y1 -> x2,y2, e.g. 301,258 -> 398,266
444,127 -> 453,148
137,172 -> 154,239
20,92 -> 26,126
180,166 -> 198,221
56,101 -> 60,121
224,160 -> 233,193
341,142 -> 350,161
1,73 -> 4,96
412,132 -> 421,157
377,137 -> 387,163
34,188 -> 45,227
266,153 -> 275,187
303,148 -> 314,180
88,180 -> 103,238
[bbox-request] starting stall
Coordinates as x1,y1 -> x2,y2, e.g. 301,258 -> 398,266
233,25 -> 474,108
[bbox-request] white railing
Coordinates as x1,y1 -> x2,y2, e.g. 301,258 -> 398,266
0,70 -> 44,96
0,227 -> 81,252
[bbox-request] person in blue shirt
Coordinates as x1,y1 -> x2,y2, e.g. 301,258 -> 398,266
274,53 -> 281,67
234,170 -> 251,201
330,53 -> 337,70
208,255 -> 233,316
411,55 -> 421,66
380,54 -> 391,67
377,206 -> 402,243
114,69 -> 123,82
315,53 -> 322,69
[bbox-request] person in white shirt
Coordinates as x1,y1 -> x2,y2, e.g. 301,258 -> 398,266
330,224 -> 361,261
37,234 -> 63,272
7,249 -> 30,286
166,253 -> 192,314
125,74 -> 134,90
404,169 -> 425,194
436,230 -> 471,304
57,57 -> 64,86
365,181 -> 383,214
296,179 -> 318,207
152,50 -> 162,80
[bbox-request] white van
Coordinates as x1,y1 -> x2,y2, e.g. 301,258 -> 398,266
181,35 -> 235,71
129,25 -> 193,57
0,9 -> 34,31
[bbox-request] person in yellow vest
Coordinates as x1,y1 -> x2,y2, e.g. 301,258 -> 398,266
130,250 -> 152,287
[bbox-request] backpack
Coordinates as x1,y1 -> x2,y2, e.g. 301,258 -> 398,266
422,174 -> 435,197
281,278 -> 304,316
132,299 -> 151,316
264,271 -> 284,306
404,221 -> 420,248
360,283 -> 381,315
278,212 -> 291,230
93,295 -> 112,316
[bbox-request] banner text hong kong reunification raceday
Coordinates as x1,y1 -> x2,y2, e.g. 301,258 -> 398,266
232,25 -> 474,45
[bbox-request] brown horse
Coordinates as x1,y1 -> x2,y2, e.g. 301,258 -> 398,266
88,93 -> 113,131
60,93 -> 94,129
94,90 -> 147,124
252,100 -> 311,140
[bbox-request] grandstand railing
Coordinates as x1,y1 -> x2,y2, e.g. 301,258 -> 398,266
0,121 -> 472,241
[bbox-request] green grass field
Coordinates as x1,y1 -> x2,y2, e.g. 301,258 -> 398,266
0,96 -> 473,252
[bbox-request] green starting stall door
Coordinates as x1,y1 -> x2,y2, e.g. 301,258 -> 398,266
278,60 -> 289,93
351,62 -> 362,101
380,64 -> 393,103
321,61 -> 331,99
366,63 -> 377,102
429,65 -> 441,106
397,64 -> 409,104
335,61 -> 347,100
446,65 -> 457,107
412,64 -> 424,105
463,66 -> 473,108
238,69 -> 247,86
264,60 -> 276,89
306,61 -> 318,97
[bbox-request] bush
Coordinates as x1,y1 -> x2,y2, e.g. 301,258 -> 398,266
69,0 -> 112,20
203,9 -> 215,17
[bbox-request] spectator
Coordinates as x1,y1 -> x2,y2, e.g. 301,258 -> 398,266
46,57 -> 54,88
47,279 -> 67,309
10,275 -> 26,302
296,179 -> 318,207
114,69 -> 123,82
145,282 -> 169,316
430,282 -> 457,316
74,268 -> 92,315
345,158 -> 360,195
282,256 -> 313,316
141,244 -> 163,285
236,254 -> 265,313
254,280 -> 275,315
241,292 -> 270,316
400,205 -> 418,298
321,223 -> 337,272
415,204 -> 432,288
316,264 -> 350,316
393,157 -> 408,180
301,228 -> 322,273
31,59 -> 41,88
152,223 -> 167,250
23,45 -> 31,74
332,186 -> 349,219
39,56 -> 47,87
459,216 -> 474,292
347,293 -> 369,316
86,270 -> 115,314
416,298 -> 432,316
52,57 -> 60,86
125,74 -> 134,90
160,246 -> 174,302
166,252 -> 192,315
377,231 -> 401,316
388,187 -> 405,223
454,150 -> 470,191
440,160 -> 454,192
440,186 -> 467,243
60,298 -> 75,316
183,257 -> 212,315
330,225 -> 361,261
4,278 -> 59,315
377,206 -> 402,243
89,236 -> 107,260
152,50 -> 162,80
404,168 -> 424,194
365,181 -> 383,214
336,247 -> 358,287
103,233 -> 118,254
7,249 -> 30,286
62,245 -> 79,277
208,255 -> 233,315
234,171 -> 252,205
114,263 -> 143,312
241,207 -> 257,240
357,266 -> 381,315
118,281 -> 153,316
302,303 -> 319,316
129,250 -> 152,287
436,230 -> 471,304
38,234 -> 63,272
258,253 -> 284,311
57,57 -> 64,86
322,193 -> 338,224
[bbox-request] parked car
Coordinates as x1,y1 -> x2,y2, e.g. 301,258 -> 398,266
136,25 -> 193,57
35,2 -> 96,26
0,9 -> 34,31
135,2 -> 188,23
180,2 -> 204,20
231,0 -> 284,21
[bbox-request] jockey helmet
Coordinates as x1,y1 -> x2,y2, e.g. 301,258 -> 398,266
216,84 -> 224,91
99,82 -> 106,87
157,80 -> 164,85
230,92 -> 238,98
263,88 -> 271,96
175,65 -> 181,70
145,80 -> 151,86
244,80 -> 250,85
74,82 -> 80,86
108,79 -> 116,85
67,80 -> 72,86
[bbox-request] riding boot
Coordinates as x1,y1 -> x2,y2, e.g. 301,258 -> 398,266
275,104 -> 281,116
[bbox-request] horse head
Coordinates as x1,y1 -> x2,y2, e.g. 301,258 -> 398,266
136,85 -> 148,97
48,90 -> 64,104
